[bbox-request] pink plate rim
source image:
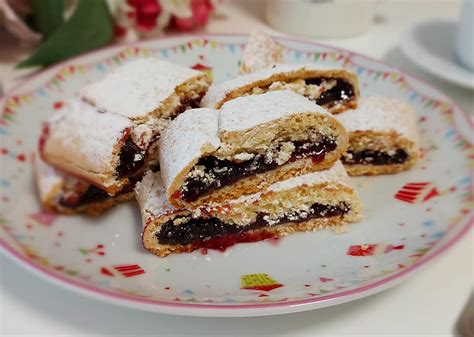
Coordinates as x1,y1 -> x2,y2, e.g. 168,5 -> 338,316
1,217 -> 472,313
1,33 -> 473,314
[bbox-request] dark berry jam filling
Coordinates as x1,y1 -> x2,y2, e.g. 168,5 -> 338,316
59,185 -> 110,208
342,149 -> 408,165
156,202 -> 350,250
59,180 -> 136,209
304,78 -> 355,108
175,96 -> 203,115
115,95 -> 203,180
180,137 -> 337,202
116,139 -> 145,178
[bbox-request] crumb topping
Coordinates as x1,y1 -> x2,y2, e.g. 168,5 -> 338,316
245,78 -> 337,102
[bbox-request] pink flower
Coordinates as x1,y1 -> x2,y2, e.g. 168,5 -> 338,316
114,24 -> 127,38
171,0 -> 213,31
0,0 -> 41,46
126,0 -> 161,31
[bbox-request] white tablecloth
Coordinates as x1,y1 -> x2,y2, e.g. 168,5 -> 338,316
1,1 -> 472,336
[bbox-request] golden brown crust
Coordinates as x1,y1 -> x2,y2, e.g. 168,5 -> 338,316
343,130 -> 420,176
44,77 -> 210,196
42,191 -> 134,216
144,216 -> 353,258
167,112 -> 348,209
344,160 -> 418,176
44,136 -> 131,196
132,75 -> 211,124
139,169 -> 362,258
217,112 -> 346,156
212,67 -> 360,113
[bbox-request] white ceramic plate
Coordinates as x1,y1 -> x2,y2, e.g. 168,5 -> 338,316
401,20 -> 474,90
1,34 -> 472,317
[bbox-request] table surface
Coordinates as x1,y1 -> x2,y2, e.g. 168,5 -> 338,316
1,1 -> 473,336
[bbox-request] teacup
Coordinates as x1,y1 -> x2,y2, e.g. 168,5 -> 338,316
456,0 -> 474,71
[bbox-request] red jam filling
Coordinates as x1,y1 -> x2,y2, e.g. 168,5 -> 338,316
180,137 -> 337,202
155,202 -> 349,252
304,77 -> 355,108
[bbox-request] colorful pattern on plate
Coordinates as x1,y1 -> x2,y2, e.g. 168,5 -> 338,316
0,35 -> 472,315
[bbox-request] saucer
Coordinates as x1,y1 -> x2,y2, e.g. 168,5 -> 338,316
401,20 -> 474,89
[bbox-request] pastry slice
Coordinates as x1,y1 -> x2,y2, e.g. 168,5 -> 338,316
160,90 -> 348,208
136,161 -> 362,257
80,58 -> 211,123
41,99 -> 152,195
239,30 -> 284,74
335,96 -> 420,176
201,63 -> 359,114
33,155 -> 134,216
41,58 -> 211,195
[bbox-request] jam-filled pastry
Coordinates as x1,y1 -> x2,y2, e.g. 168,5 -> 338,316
136,162 -> 362,257
41,99 -> 165,195
160,90 -> 348,208
33,155 -> 134,216
335,96 -> 420,176
239,30 -> 284,75
41,58 -> 210,195
201,63 -> 359,114
80,58 -> 211,122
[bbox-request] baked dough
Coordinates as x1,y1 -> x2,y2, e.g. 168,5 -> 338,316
136,161 -> 362,257
33,154 -> 133,216
41,99 -> 138,195
335,96 -> 420,175
160,90 -> 348,208
80,58 -> 211,123
201,63 -> 359,114
42,58 -> 211,195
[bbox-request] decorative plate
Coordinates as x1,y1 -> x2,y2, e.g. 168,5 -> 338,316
1,34 -> 472,317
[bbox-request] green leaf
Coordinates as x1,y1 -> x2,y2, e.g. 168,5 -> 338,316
31,0 -> 65,38
17,0 -> 113,69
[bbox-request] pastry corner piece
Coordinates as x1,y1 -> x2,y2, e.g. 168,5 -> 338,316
41,98 -> 137,196
79,58 -> 211,122
33,154 -> 133,216
239,30 -> 284,74
336,96 -> 420,176
136,162 -> 362,258
201,63 -> 359,114
160,90 -> 348,208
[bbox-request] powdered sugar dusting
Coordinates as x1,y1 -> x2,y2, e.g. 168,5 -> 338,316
34,154 -> 64,200
159,108 -> 220,191
239,30 -> 283,74
80,58 -> 203,118
219,90 -> 330,133
335,96 -> 419,143
201,63 -> 333,108
135,171 -> 176,222
269,161 -> 349,193
46,98 -> 131,173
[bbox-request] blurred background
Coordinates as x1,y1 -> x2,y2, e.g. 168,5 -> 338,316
1,0 -> 473,113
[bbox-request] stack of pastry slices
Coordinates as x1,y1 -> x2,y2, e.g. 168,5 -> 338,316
35,32 -> 419,257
